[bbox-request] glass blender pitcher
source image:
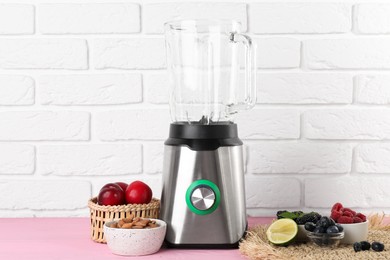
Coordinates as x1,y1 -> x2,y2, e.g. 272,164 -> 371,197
161,20 -> 256,248
165,20 -> 256,124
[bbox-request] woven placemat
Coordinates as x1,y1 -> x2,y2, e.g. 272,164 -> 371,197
240,214 -> 390,260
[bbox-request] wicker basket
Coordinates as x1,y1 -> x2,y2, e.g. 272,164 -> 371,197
88,197 -> 160,243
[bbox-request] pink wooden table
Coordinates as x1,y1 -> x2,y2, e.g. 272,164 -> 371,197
0,217 -> 272,260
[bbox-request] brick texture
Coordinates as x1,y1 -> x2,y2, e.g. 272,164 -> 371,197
304,109 -> 390,140
356,144 -> 390,173
248,142 -> 352,174
0,144 -> 35,174
250,3 -> 350,34
0,75 -> 34,105
38,74 -> 142,105
355,4 -> 390,34
305,177 -> 390,208
92,38 -> 165,69
1,1 -> 390,217
0,180 -> 91,210
143,3 -> 247,34
258,73 -> 352,104
0,111 -> 89,141
304,39 -> 390,69
0,39 -> 87,69
0,4 -> 34,34
97,109 -> 170,140
237,109 -> 300,139
356,75 -> 390,104
38,144 -> 142,175
256,38 -> 300,68
245,177 -> 301,208
39,3 -> 140,34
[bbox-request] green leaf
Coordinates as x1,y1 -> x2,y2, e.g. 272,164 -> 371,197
279,212 -> 299,219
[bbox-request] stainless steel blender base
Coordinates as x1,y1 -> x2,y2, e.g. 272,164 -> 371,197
160,145 -> 247,247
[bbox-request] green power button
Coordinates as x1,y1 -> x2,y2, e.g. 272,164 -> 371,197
185,179 -> 221,215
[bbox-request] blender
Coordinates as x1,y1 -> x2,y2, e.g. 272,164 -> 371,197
161,20 -> 256,248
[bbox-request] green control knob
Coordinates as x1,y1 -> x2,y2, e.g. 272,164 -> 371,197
185,180 -> 221,215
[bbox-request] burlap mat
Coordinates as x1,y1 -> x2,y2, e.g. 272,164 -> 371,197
240,214 -> 390,260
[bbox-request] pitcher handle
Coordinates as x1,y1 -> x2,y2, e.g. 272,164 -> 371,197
230,32 -> 257,110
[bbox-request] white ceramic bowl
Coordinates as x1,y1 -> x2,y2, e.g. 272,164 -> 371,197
340,221 -> 369,244
103,218 -> 167,256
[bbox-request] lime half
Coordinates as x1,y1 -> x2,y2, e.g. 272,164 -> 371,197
266,218 -> 298,245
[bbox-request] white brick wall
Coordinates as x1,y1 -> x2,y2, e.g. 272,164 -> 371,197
305,177 -> 390,208
143,142 -> 164,174
248,142 -> 352,174
0,39 -> 88,69
38,74 -> 142,105
143,73 -> 169,104
258,73 -> 353,104
250,3 -> 351,34
304,109 -> 390,140
304,39 -> 390,69
0,180 -> 91,210
91,38 -> 166,69
0,144 -> 35,174
0,75 -> 34,105
39,4 -> 140,34
143,3 -> 247,34
356,144 -> 390,173
97,109 -> 170,140
0,111 -> 90,141
38,144 -> 142,176
256,38 -> 301,68
1,1 -> 390,217
355,4 -> 390,34
356,75 -> 390,104
0,4 -> 34,34
245,177 -> 301,208
237,109 -> 300,139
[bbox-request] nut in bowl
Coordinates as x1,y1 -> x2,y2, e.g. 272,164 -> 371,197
104,217 -> 167,256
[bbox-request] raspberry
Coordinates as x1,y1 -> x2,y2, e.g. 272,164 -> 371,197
353,217 -> 363,223
332,202 -> 343,212
343,211 -> 354,218
343,208 -> 356,216
331,210 -> 342,221
338,216 -> 353,224
356,213 -> 367,222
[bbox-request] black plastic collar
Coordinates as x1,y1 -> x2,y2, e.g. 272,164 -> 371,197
165,123 -> 243,150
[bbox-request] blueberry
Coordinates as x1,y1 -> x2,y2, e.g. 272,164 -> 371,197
318,216 -> 331,228
313,226 -> 326,233
329,218 -> 336,226
353,242 -> 362,252
304,222 -> 316,232
335,223 -> 343,232
326,225 -> 339,234
372,241 -> 385,252
360,241 -> 371,251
